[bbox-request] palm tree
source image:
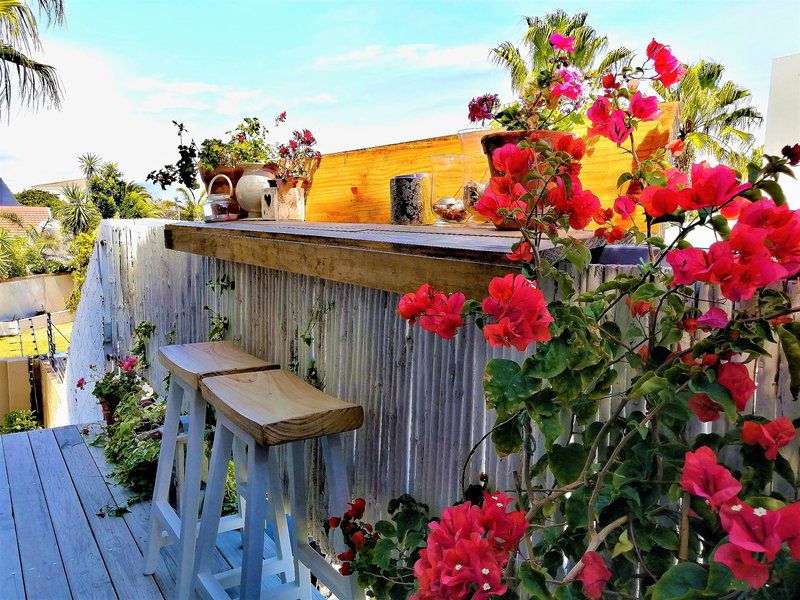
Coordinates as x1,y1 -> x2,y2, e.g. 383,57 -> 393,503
58,183 -> 100,236
0,226 -> 20,278
175,186 -> 206,221
491,10 -> 633,94
118,181 -> 157,219
0,0 -> 64,116
653,60 -> 763,173
78,152 -> 102,204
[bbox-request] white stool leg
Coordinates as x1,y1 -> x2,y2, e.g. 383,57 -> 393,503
288,441 -> 314,600
241,442 -> 269,599
233,437 -> 248,525
175,387 -> 207,600
194,423 -> 234,594
266,449 -> 293,581
175,438 -> 186,515
322,434 -> 365,600
144,380 -> 184,574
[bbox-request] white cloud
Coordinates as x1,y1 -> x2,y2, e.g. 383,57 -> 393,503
314,43 -> 492,71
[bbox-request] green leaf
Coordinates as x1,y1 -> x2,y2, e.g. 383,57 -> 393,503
525,337 -> 570,379
777,322 -> 800,399
759,179 -> 787,206
775,452 -> 797,487
519,563 -> 550,599
629,372 -> 668,399
612,530 -> 634,557
689,377 -> 738,422
650,527 -> 679,551
374,519 -> 397,538
652,563 -> 708,600
549,443 -> 587,486
491,414 -> 523,457
373,537 -> 395,570
483,359 -> 540,412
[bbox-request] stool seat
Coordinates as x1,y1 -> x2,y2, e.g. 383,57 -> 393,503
158,341 -> 276,389
200,369 -> 365,446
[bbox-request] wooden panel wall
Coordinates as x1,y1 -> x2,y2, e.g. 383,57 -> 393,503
306,103 -> 679,223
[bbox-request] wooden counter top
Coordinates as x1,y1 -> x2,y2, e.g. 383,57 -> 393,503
164,221 -> 600,298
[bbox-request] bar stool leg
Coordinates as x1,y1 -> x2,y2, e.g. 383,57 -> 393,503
194,423 -> 234,595
288,441 -> 315,600
232,437 -> 248,522
241,442 -> 269,599
266,449 -> 293,582
144,380 -> 184,575
175,387 -> 208,600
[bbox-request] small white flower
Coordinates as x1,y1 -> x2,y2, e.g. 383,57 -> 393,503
483,583 -> 491,591
454,564 -> 463,571
491,495 -> 499,500
730,504 -> 743,512
754,507 -> 768,517
496,502 -> 503,507
481,568 -> 490,575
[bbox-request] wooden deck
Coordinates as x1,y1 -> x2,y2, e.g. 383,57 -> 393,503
0,425 -> 320,599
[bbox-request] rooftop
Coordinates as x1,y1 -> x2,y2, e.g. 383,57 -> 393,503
0,206 -> 53,234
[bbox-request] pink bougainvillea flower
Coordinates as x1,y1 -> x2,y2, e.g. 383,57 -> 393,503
551,67 -> 587,101
587,97 -> 632,146
778,502 -> 800,559
576,551 -> 612,600
595,225 -> 626,244
549,32 -> 576,53
696,307 -> 729,330
680,446 -> 742,508
688,393 -> 723,423
546,177 -> 601,230
76,377 -> 86,390
482,274 -> 553,350
475,176 -> 528,227
614,195 -> 636,220
397,284 -> 465,339
479,491 -> 528,552
628,92 -> 662,121
783,143 -> 800,165
638,186 -> 681,218
738,199 -> 800,272
554,134 -> 586,160
714,543 -> 771,589
492,144 -> 531,178
741,417 -> 796,460
717,361 -> 755,411
666,247 -> 709,286
118,357 -> 138,372
468,93 -> 500,123
646,39 -> 686,87
506,241 -> 533,262
678,162 -> 751,212
719,502 -> 783,560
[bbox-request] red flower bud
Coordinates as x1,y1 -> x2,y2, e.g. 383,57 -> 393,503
337,550 -> 355,562
339,562 -> 351,576
328,517 -> 341,528
352,531 -> 366,549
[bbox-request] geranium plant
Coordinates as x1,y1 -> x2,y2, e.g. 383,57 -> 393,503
337,36 -> 800,600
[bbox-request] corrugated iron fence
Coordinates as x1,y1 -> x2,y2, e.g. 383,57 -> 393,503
65,220 -> 800,541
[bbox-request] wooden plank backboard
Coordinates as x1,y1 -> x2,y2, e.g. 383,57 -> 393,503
306,103 -> 679,224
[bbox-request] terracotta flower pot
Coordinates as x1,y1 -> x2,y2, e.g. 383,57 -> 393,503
98,397 -> 116,426
199,165 -> 245,199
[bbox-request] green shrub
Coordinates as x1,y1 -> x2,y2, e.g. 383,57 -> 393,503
15,189 -> 66,211
1,410 -> 39,433
65,229 -> 97,310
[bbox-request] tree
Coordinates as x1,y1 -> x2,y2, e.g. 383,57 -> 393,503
78,152 -> 102,205
0,0 -> 64,116
491,10 -> 632,94
0,211 -> 65,277
117,182 -> 156,219
58,183 -> 100,236
14,187 -> 64,210
175,186 -> 206,221
654,60 -> 763,173
88,162 -> 125,218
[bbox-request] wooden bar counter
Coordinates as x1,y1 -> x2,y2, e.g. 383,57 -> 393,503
164,221 -> 599,299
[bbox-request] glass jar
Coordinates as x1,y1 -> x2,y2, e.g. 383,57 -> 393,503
458,127 -> 492,226
202,174 -> 241,222
429,154 -> 469,226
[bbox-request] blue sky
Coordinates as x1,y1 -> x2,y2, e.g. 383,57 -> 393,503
2,0 -> 799,194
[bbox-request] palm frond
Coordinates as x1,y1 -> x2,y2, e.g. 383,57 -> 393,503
490,42 -> 529,93
0,43 -> 61,115
0,0 -> 40,53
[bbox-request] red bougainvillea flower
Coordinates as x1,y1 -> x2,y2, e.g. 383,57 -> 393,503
625,297 -> 651,317
666,247 -> 709,286
638,186 -> 681,218
587,97 -> 632,146
646,39 -> 686,87
678,162 -> 751,212
397,284 -> 466,339
714,543 -> 771,589
506,241 -> 533,262
492,144 -> 532,178
479,491 -> 528,552
482,274 -> 553,350
778,502 -> 800,558
738,199 -> 800,273
614,195 -> 636,220
549,32 -> 576,53
118,357 -> 138,372
475,176 -> 528,227
689,393 -> 723,422
720,502 -> 783,560
595,225 -> 626,244
782,143 -> 800,165
76,377 -> 86,390
576,551 -> 612,600
717,361 -> 755,411
601,72 -> 620,90
546,177 -> 601,230
628,92 -> 662,121
468,93 -> 501,123
741,417 -> 796,460
696,307 -> 729,330
551,67 -> 587,101
680,446 -> 742,508
666,139 -> 686,156
554,134 -> 586,160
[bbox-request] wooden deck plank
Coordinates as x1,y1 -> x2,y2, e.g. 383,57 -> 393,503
27,429 -> 117,600
52,426 -> 163,600
0,436 -> 25,600
82,424 -> 232,599
1,432 -> 71,600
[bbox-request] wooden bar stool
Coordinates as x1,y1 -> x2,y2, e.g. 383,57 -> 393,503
194,369 -> 365,600
144,341 -> 277,600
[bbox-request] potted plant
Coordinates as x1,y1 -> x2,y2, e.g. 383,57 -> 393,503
79,357 -> 148,426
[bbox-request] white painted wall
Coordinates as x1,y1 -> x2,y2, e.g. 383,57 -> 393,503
0,273 -> 75,320
765,54 -> 800,207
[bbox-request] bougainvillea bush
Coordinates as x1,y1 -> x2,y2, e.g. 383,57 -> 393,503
336,33 -> 800,600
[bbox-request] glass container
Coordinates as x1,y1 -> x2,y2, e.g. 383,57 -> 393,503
202,174 -> 241,223
429,154 -> 469,226
458,127 -> 492,226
